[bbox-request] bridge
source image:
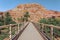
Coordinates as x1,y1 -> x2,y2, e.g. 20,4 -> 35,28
18,22 -> 45,40
0,22 -> 60,40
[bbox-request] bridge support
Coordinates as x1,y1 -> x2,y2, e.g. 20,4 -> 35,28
18,23 -> 20,33
42,24 -> 44,33
9,24 -> 12,40
50,27 -> 53,40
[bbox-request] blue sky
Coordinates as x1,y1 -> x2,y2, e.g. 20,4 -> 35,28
0,0 -> 60,12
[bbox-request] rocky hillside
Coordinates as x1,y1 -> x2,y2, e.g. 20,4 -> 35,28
1,4 -> 60,22
8,4 -> 48,22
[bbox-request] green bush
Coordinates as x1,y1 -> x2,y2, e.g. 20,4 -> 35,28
0,12 -> 16,26
39,17 -> 60,26
0,19 -> 4,26
23,12 -> 30,21
5,12 -> 16,25
39,17 -> 60,36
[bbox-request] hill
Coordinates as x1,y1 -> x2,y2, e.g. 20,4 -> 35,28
0,4 -> 60,22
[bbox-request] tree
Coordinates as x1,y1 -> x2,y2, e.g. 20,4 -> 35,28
39,18 -> 47,24
0,15 -> 4,26
5,12 -> 16,25
24,12 -> 30,21
39,17 -> 60,26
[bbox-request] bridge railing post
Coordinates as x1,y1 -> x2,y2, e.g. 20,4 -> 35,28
50,26 -> 53,40
18,23 -> 20,33
9,24 -> 12,40
15,24 -> 17,35
42,24 -> 44,33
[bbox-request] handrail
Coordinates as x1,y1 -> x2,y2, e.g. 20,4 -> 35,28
39,23 -> 60,40
0,24 -> 17,29
39,23 -> 60,29
9,23 -> 21,40
12,22 -> 29,40
0,22 -> 29,40
0,22 -> 60,40
0,24 -> 18,39
32,22 -> 60,40
32,22 -> 48,40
